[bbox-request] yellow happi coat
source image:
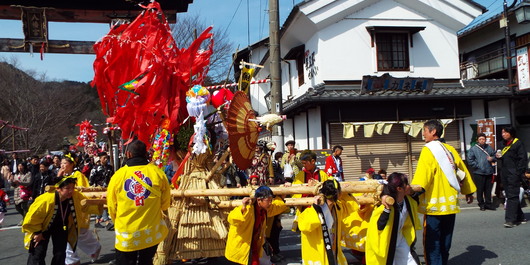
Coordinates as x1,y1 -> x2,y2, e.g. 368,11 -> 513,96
298,199 -> 350,265
225,197 -> 287,264
73,171 -> 90,188
412,143 -> 476,215
366,196 -> 421,265
342,193 -> 372,252
22,190 -> 88,249
71,170 -> 99,228
107,163 -> 171,252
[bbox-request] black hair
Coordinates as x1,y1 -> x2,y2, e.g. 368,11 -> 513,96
40,161 -> 50,167
378,169 -> 387,175
17,162 -> 28,173
477,133 -> 486,139
320,179 -> 341,202
502,126 -> 517,138
424,119 -> 443,138
274,152 -> 283,160
31,155 -> 39,160
382,172 -> 409,201
332,145 -> 343,152
300,150 -> 316,161
98,152 -> 108,158
53,155 -> 61,160
255,186 -> 274,199
58,177 -> 77,189
126,139 -> 147,158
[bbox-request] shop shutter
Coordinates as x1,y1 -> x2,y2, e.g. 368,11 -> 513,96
329,121 -> 460,180
329,123 -> 410,180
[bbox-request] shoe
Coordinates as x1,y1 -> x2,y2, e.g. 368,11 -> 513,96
106,223 -> 115,231
108,260 -> 116,265
91,245 -> 101,263
275,254 -> 284,260
517,219 -> 528,224
504,222 -> 518,228
484,205 -> 496,211
270,255 -> 282,263
479,206 -> 485,211
17,220 -> 23,226
94,222 -> 105,228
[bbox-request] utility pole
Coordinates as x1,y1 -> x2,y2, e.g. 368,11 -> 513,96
269,0 -> 284,146
503,0 -> 515,93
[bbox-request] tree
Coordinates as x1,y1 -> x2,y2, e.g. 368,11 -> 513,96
0,61 -> 105,155
171,15 -> 236,85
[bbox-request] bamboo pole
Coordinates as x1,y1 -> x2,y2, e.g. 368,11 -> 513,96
81,195 -> 384,208
77,183 -> 422,198
206,149 -> 230,181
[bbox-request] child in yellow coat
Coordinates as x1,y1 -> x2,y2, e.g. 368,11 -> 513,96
225,186 -> 287,265
298,179 -> 352,265
366,173 -> 421,265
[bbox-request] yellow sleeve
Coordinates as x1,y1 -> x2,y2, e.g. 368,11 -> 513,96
157,167 -> 171,211
75,171 -> 90,187
267,197 -> 288,217
411,147 -> 434,189
448,145 -> 477,195
339,194 -> 360,224
297,207 -> 320,232
22,195 -> 49,234
228,205 -> 252,225
366,205 -> 391,261
107,168 -> 122,221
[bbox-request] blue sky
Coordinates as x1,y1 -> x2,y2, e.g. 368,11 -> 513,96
0,0 -> 301,82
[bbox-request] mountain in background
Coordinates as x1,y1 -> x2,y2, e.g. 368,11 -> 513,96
0,62 -> 106,156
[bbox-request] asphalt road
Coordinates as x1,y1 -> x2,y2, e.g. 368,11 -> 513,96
1,195 -> 529,265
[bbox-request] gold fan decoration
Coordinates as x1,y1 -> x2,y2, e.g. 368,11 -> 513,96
225,91 -> 259,170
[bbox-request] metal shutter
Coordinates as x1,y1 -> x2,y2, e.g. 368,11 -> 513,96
329,122 -> 460,180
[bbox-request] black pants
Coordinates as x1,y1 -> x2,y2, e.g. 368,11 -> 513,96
115,244 -> 158,265
268,215 -> 283,254
473,174 -> 493,207
16,201 -> 29,218
27,229 -> 68,265
501,175 -> 524,223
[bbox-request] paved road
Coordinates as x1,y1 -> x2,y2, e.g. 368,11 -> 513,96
1,195 -> 529,265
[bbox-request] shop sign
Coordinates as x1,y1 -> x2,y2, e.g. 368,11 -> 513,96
361,74 -> 434,94
517,47 -> 530,91
477,118 -> 496,150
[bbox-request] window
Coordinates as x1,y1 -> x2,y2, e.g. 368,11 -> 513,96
284,44 -> 305,86
376,33 -> 409,71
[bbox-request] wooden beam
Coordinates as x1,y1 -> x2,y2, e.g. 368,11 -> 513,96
0,38 -> 95,54
0,5 -> 178,23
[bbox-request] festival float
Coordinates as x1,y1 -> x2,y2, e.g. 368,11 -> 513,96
85,1 -> 414,263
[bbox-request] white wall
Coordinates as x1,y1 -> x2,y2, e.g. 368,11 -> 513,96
307,107 -> 323,149
282,118 -> 295,153
314,0 -> 462,86
294,112 -> 309,150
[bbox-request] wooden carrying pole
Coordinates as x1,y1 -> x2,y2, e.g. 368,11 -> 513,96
82,195 -> 379,208
78,182 -> 422,199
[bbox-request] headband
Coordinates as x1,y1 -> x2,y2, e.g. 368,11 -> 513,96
55,175 -> 77,188
64,153 -> 76,166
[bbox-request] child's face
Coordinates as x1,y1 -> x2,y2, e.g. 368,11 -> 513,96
250,178 -> 259,185
257,197 -> 273,210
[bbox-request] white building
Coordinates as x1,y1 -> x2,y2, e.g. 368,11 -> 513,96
234,0 -> 516,179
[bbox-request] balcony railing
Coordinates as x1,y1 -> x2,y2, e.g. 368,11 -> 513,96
460,47 -> 516,80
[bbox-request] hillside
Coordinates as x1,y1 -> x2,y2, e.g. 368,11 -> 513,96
0,62 -> 106,155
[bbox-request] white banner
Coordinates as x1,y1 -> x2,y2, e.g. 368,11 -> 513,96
517,47 -> 530,91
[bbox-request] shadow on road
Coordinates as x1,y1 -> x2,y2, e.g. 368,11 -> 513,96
449,245 -> 497,265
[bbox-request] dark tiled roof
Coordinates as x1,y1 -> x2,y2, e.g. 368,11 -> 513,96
282,79 -> 512,113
